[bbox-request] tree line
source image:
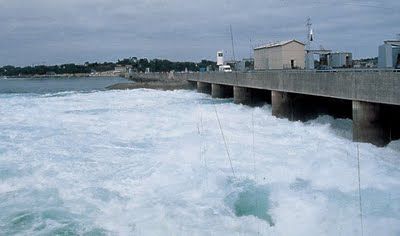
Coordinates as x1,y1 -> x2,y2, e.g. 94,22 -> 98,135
0,57 -> 217,76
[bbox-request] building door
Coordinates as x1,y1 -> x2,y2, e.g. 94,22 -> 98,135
396,54 -> 400,69
291,60 -> 295,69
346,55 -> 351,68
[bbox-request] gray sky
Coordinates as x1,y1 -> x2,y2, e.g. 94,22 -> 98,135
0,0 -> 399,66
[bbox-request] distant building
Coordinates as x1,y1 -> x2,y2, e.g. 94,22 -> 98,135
114,65 -> 132,74
378,40 -> 400,68
45,71 -> 57,76
353,57 -> 378,69
329,52 -> 353,68
236,58 -> 254,72
114,66 -> 125,73
306,49 -> 332,70
254,39 -> 305,70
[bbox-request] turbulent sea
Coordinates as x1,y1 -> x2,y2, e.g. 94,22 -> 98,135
0,77 -> 399,235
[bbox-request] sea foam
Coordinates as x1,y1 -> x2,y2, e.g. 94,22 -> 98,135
0,89 -> 399,235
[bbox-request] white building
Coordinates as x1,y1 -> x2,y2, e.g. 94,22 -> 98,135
254,40 -> 305,70
217,51 -> 224,66
378,40 -> 400,68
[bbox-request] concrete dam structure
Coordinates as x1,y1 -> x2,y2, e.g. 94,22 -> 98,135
131,70 -> 400,146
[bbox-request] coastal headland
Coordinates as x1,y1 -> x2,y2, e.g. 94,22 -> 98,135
107,72 -> 195,91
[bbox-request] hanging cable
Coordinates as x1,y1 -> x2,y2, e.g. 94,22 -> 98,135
356,143 -> 364,236
353,71 -> 364,236
213,103 -> 236,178
229,25 -> 240,87
230,25 -> 236,65
252,110 -> 257,181
252,110 -> 261,235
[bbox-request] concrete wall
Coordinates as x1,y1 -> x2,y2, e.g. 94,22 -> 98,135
188,71 -> 400,106
268,46 -> 283,69
282,42 -> 305,69
254,48 -> 269,70
132,70 -> 400,146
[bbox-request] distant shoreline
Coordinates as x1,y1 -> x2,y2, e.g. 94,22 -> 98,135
3,73 -> 122,79
107,73 -> 195,91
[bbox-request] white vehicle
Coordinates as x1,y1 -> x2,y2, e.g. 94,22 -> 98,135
219,65 -> 232,72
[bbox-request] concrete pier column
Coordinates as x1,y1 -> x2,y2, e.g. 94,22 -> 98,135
188,81 -> 197,89
234,86 -> 252,104
352,101 -> 389,147
271,91 -> 294,120
212,84 -> 233,98
197,82 -> 211,94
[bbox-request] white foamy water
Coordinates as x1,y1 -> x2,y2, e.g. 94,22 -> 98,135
0,89 -> 399,235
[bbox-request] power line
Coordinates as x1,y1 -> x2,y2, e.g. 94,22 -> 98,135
308,0 -> 396,10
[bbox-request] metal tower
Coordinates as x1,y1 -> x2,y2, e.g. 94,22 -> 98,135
305,17 -> 315,69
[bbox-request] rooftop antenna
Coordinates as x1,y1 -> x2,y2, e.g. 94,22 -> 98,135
230,25 -> 236,62
306,17 -> 313,50
305,17 -> 315,69
249,38 -> 253,59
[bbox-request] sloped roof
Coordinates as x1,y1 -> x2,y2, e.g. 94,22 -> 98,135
384,40 -> 400,46
254,39 -> 305,50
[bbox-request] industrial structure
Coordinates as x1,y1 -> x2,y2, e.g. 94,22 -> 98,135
236,58 -> 254,72
318,52 -> 353,68
304,18 -> 353,69
305,17 -> 316,69
328,52 -> 353,68
182,70 -> 400,147
254,40 -> 305,70
378,40 -> 400,68
228,18 -> 357,71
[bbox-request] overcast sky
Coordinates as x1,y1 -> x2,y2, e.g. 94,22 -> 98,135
0,0 -> 399,66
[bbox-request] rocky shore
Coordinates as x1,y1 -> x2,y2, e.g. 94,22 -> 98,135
106,73 -> 195,91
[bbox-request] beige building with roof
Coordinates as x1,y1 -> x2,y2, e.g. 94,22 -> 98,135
254,40 -> 305,70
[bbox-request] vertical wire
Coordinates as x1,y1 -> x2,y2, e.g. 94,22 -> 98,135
201,111 -> 209,190
213,103 -> 236,178
252,110 -> 257,181
252,110 -> 261,235
356,143 -> 364,236
354,74 -> 364,236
